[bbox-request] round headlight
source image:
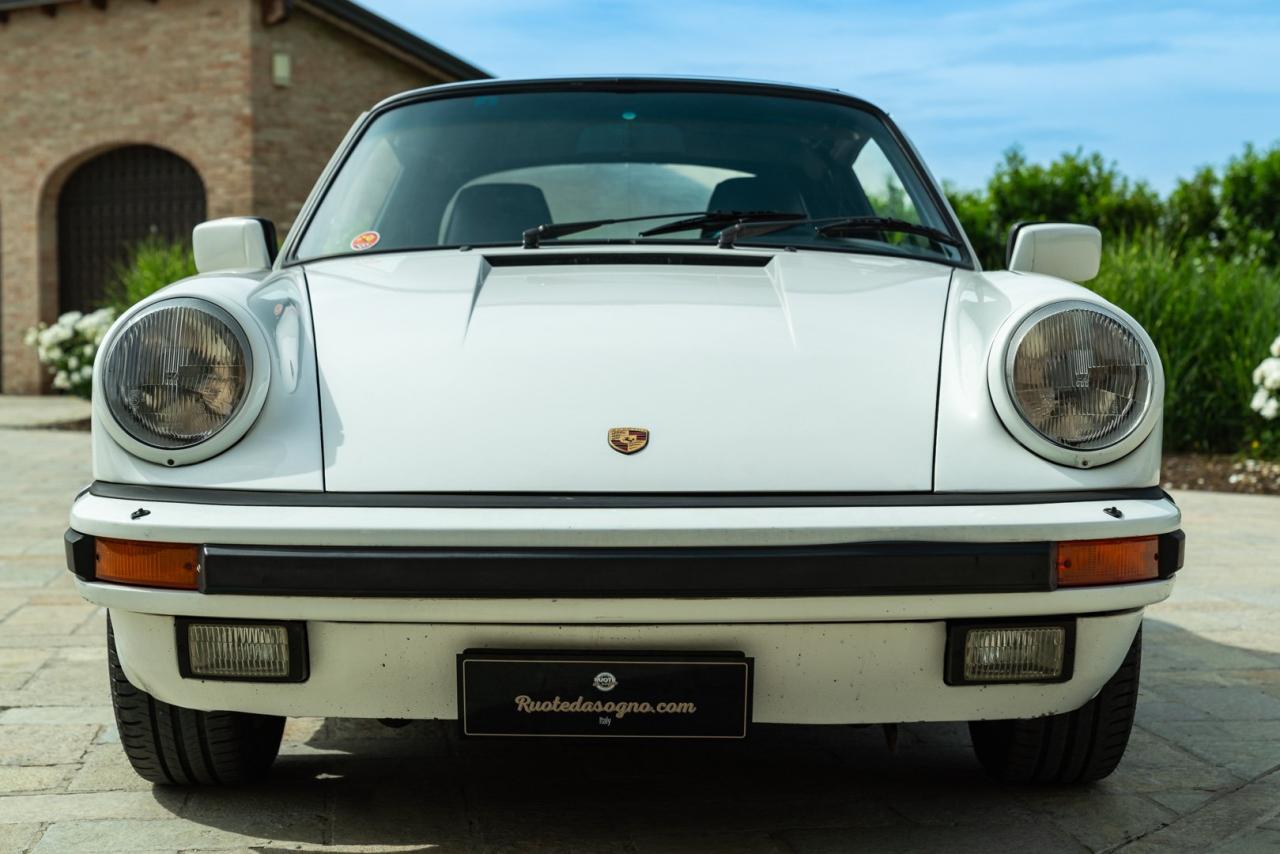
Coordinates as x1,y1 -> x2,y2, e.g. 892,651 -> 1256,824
99,298 -> 266,464
991,301 -> 1161,467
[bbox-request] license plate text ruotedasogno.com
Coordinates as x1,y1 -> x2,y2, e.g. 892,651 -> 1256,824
514,695 -> 698,719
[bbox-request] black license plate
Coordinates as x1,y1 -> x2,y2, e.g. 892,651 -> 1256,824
457,651 -> 753,739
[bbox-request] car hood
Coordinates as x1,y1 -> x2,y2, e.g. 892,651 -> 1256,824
304,248 -> 953,492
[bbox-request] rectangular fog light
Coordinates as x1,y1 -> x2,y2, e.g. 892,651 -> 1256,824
177,619 -> 308,683
945,621 -> 1075,686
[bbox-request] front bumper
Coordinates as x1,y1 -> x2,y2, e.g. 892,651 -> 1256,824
104,608 -> 1146,724
70,484 -> 1182,724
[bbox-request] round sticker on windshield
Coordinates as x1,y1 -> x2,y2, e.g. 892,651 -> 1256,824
350,230 -> 380,251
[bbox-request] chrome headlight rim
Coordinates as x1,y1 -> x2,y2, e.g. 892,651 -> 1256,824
987,299 -> 1162,469
94,296 -> 271,467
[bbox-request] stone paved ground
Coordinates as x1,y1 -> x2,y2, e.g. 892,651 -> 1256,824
2,420 -> 1279,853
0,395 -> 89,429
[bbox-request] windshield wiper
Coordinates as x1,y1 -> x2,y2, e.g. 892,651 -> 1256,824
521,210 -> 806,249
637,210 -> 807,237
523,211 -> 704,249
717,216 -> 963,250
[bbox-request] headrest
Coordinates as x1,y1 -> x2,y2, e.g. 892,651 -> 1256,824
706,176 -> 806,216
443,183 -> 553,246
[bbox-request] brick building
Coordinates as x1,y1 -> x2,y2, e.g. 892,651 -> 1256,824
0,0 -> 485,392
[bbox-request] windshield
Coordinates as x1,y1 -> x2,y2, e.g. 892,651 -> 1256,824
293,88 -> 966,264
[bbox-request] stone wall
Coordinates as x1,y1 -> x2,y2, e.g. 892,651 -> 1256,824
249,5 -> 444,237
0,0 -> 462,393
0,0 -> 255,393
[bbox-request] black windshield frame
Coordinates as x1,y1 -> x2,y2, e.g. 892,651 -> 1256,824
281,78 -> 975,270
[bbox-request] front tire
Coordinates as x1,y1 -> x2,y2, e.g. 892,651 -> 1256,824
108,618 -> 285,786
969,627 -> 1142,785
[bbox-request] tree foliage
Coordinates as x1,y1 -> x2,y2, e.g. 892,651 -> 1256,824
949,142 -> 1280,269
948,147 -> 1162,268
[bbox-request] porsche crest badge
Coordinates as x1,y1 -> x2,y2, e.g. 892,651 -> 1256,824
608,427 -> 650,455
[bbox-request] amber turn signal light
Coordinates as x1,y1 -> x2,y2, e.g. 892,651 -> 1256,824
95,538 -> 200,590
1056,536 -> 1159,587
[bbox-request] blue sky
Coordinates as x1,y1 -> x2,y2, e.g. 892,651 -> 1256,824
362,0 -> 1280,192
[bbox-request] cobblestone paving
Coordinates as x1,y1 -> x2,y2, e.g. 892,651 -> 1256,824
1,422 -> 1279,852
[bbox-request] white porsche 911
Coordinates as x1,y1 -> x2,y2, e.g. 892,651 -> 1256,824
67,77 -> 1183,787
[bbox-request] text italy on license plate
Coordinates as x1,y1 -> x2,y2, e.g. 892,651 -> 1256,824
457,651 -> 753,739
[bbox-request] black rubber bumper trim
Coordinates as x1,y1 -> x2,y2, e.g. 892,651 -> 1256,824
1158,530 -> 1185,579
65,529 -> 95,581
87,481 -> 1172,510
66,527 -> 1185,595
197,541 -> 1057,598
485,252 -> 773,268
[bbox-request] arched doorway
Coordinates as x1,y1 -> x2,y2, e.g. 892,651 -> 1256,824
57,145 -> 206,312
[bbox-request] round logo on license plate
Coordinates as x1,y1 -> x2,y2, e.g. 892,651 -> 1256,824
592,671 -> 618,692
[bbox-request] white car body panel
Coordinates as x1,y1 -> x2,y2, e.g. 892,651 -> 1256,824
71,491 -> 1178,549
308,247 -> 950,492
87,259 -> 1166,495
91,269 -> 324,491
933,269 -> 1163,491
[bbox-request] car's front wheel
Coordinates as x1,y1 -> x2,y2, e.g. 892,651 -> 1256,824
968,626 -> 1141,785
108,618 -> 285,785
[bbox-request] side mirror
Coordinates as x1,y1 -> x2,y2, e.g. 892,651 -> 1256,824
1006,223 -> 1101,282
193,218 -> 278,274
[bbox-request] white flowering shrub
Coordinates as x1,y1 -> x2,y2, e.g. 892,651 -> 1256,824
23,308 -> 117,399
1251,335 -> 1280,421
